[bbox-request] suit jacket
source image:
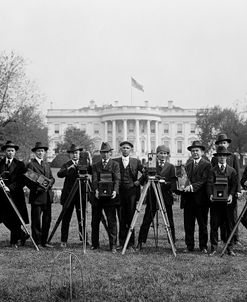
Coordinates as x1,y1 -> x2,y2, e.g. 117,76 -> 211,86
0,157 -> 29,223
182,158 -> 211,206
211,153 -> 241,192
26,159 -> 55,205
207,164 -> 238,203
241,166 -> 247,190
92,158 -> 120,206
57,160 -> 92,205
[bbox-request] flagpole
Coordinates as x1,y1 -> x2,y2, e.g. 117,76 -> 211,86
130,77 -> 133,106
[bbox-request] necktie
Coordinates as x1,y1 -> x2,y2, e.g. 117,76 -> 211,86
194,161 -> 198,169
220,164 -> 225,173
6,160 -> 10,170
123,158 -> 128,168
103,160 -> 107,169
160,161 -> 165,167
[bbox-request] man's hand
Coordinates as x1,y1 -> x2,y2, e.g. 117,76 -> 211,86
184,185 -> 192,192
134,180 -> 140,186
111,191 -> 117,199
68,163 -> 77,170
4,185 -> 10,192
95,189 -> 99,199
227,194 -> 233,204
236,192 -> 242,199
210,194 -> 213,202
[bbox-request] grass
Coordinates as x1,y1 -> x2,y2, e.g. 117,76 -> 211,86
0,197 -> 247,301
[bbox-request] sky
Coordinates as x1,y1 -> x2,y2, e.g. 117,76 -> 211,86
1,0 -> 247,111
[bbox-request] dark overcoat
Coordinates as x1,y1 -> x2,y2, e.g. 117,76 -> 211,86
26,159 -> 55,205
0,157 -> 29,223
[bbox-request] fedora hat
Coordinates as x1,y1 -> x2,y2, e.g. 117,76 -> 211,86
215,133 -> 232,145
156,145 -> 170,154
100,142 -> 113,152
1,140 -> 19,151
187,140 -> 205,151
120,141 -> 133,148
31,142 -> 48,152
67,144 -> 83,153
213,145 -> 231,156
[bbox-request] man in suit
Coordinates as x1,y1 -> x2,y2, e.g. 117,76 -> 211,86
0,141 -> 29,247
91,142 -> 120,253
211,133 -> 241,245
182,141 -> 211,253
26,142 -> 55,248
57,144 -> 92,247
137,145 -> 177,249
114,141 -> 143,249
208,146 -> 238,256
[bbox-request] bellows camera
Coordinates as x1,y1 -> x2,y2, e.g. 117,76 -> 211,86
147,152 -> 157,175
98,172 -> 113,197
24,169 -> 51,191
78,151 -> 90,176
213,176 -> 228,202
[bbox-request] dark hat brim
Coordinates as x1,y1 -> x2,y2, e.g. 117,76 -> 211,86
213,151 -> 232,156
31,146 -> 48,152
67,147 -> 83,153
215,138 -> 232,145
187,145 -> 205,151
120,141 -> 133,148
1,145 -> 19,151
100,148 -> 113,152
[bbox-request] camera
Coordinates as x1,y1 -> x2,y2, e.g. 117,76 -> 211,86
77,151 -> 90,177
147,152 -> 157,176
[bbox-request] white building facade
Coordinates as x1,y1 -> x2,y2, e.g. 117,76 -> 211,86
46,100 -> 199,165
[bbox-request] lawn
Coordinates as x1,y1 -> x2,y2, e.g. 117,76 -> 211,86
0,197 -> 247,301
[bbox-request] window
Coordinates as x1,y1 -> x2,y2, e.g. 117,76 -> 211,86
94,130 -> 99,134
177,160 -> 182,166
164,123 -> 169,134
177,123 -> 182,134
163,140 -> 169,148
141,141 -> 145,153
177,141 -> 183,154
190,123 -> 196,134
54,124 -> 59,134
151,140 -> 155,152
128,121 -> 134,133
108,123 -> 112,134
150,123 -> 155,134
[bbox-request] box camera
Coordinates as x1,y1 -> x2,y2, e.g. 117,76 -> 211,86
98,172 -> 113,197
24,169 -> 51,191
147,152 -> 157,176
78,151 -> 89,176
213,176 -> 228,202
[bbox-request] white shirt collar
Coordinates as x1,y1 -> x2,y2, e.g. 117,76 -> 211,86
194,158 -> 201,164
35,156 -> 43,165
218,163 -> 226,168
6,158 -> 13,164
122,156 -> 129,161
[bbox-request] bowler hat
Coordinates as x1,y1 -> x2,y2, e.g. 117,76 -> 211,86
120,141 -> 133,148
100,142 -> 113,152
215,133 -> 232,145
67,144 -> 83,153
156,145 -> 170,154
1,140 -> 19,151
213,145 -> 231,156
187,140 -> 205,151
31,142 -> 48,152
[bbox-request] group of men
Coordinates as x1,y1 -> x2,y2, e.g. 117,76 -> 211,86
1,133 -> 247,256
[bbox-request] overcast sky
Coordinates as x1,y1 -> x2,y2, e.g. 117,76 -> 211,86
1,0 -> 247,111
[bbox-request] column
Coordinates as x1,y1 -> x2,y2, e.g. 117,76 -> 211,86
147,120 -> 150,152
136,119 -> 140,154
155,121 -> 159,147
123,119 -> 127,141
104,121 -> 108,142
112,120 -> 116,151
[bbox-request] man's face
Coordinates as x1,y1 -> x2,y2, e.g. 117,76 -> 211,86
101,151 -> 111,160
218,141 -> 229,149
121,144 -> 132,157
157,151 -> 169,161
70,150 -> 80,161
35,148 -> 45,160
217,154 -> 227,164
5,147 -> 16,159
190,147 -> 202,160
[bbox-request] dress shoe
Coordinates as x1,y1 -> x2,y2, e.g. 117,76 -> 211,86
201,248 -> 208,254
136,243 -> 142,250
183,248 -> 194,253
209,250 -> 217,256
234,241 -> 243,247
60,242 -> 67,248
227,250 -> 236,256
90,246 -> 99,250
10,244 -> 18,249
116,245 -> 123,250
111,248 -> 117,254
41,243 -> 54,248
20,232 -> 30,246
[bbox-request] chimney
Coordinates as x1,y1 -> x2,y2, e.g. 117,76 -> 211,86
89,99 -> 95,109
144,100 -> 149,107
114,100 -> 119,106
168,100 -> 173,109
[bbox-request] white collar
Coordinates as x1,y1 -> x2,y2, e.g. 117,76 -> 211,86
122,156 -> 129,161
6,158 -> 13,164
218,163 -> 226,168
35,156 -> 43,165
194,158 -> 201,164
102,158 -> 109,163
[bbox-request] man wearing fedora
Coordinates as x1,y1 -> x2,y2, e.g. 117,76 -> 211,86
137,145 -> 177,250
182,141 -> 211,253
91,142 -> 120,253
26,142 -> 55,248
113,141 -> 143,249
57,144 -> 92,247
208,145 -> 238,256
0,141 -> 29,247
211,133 -> 241,245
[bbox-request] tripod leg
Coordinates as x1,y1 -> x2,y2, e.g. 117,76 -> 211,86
152,181 -> 176,257
220,200 -> 247,257
122,181 -> 151,255
78,179 -> 86,252
47,180 -> 78,243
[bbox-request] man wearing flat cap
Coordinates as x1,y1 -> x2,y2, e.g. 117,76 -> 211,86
0,141 -> 29,247
137,145 -> 177,249
207,146 -> 238,256
211,133 -> 241,245
91,142 -> 120,253
182,141 -> 211,253
57,144 -> 92,247
26,142 -> 55,248
114,141 -> 143,249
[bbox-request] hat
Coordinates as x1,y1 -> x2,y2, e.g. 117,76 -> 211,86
100,142 -> 113,152
120,141 -> 133,148
67,144 -> 83,153
215,133 -> 232,145
213,145 -> 231,156
1,140 -> 19,151
187,140 -> 205,151
156,145 -> 170,154
31,142 -> 48,152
